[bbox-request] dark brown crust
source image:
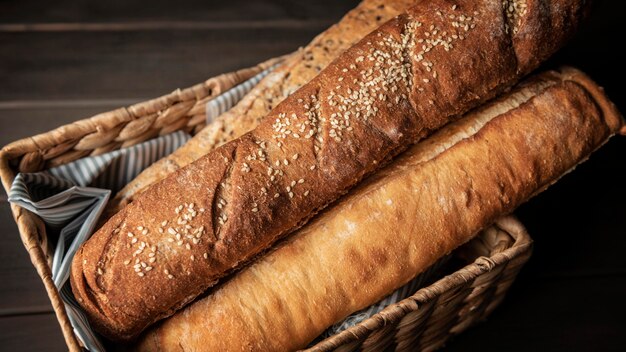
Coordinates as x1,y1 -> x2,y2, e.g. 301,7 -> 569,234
105,0 -> 418,216
71,0 -> 591,341
135,67 -> 623,351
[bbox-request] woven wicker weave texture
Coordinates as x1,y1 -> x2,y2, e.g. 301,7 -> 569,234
0,59 -> 281,351
307,216 -> 532,352
0,56 -> 283,176
0,61 -> 532,351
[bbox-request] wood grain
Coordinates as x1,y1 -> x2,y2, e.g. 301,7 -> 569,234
0,0 -> 624,350
0,313 -> 68,352
0,0 -> 360,26
0,103 -> 140,148
0,202 -> 54,316
0,28 -> 318,101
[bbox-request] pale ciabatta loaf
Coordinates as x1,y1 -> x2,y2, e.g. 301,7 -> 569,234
106,0 -> 417,215
137,67 -> 624,351
71,0 -> 590,341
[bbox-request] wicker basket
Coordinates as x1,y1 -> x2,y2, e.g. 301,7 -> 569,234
0,62 -> 533,351
310,216 -> 532,351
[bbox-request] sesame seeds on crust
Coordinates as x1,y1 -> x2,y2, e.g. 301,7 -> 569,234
503,0 -> 528,34
118,202 -> 209,278
111,5 -> 482,283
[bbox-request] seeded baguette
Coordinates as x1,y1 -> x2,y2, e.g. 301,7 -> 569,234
106,0 -> 418,216
136,67 -> 624,351
71,0 -> 590,341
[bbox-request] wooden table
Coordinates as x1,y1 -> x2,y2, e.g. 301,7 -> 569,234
1,1 -> 624,350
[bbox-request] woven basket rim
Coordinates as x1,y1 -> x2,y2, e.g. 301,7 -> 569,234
306,216 -> 533,351
1,143 -> 533,351
0,57 -> 284,352
0,54 -> 532,351
0,55 -> 285,176
0,153 -> 82,350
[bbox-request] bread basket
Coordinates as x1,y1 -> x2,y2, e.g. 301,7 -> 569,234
0,61 -> 533,352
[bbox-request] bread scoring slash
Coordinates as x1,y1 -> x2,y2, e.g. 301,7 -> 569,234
71,0 -> 591,341
106,0 -> 418,214
136,67 -> 624,352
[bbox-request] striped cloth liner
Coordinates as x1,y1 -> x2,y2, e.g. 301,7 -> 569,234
205,62 -> 282,123
8,131 -> 191,351
8,63 -> 447,350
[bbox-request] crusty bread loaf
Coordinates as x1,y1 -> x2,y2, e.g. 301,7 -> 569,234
106,0 -> 417,215
136,67 -> 624,351
71,0 -> 590,341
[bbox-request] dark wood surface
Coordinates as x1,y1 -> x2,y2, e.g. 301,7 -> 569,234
1,1 -> 624,351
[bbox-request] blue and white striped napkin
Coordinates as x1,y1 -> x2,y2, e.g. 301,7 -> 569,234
8,131 -> 191,351
8,62 -> 447,350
